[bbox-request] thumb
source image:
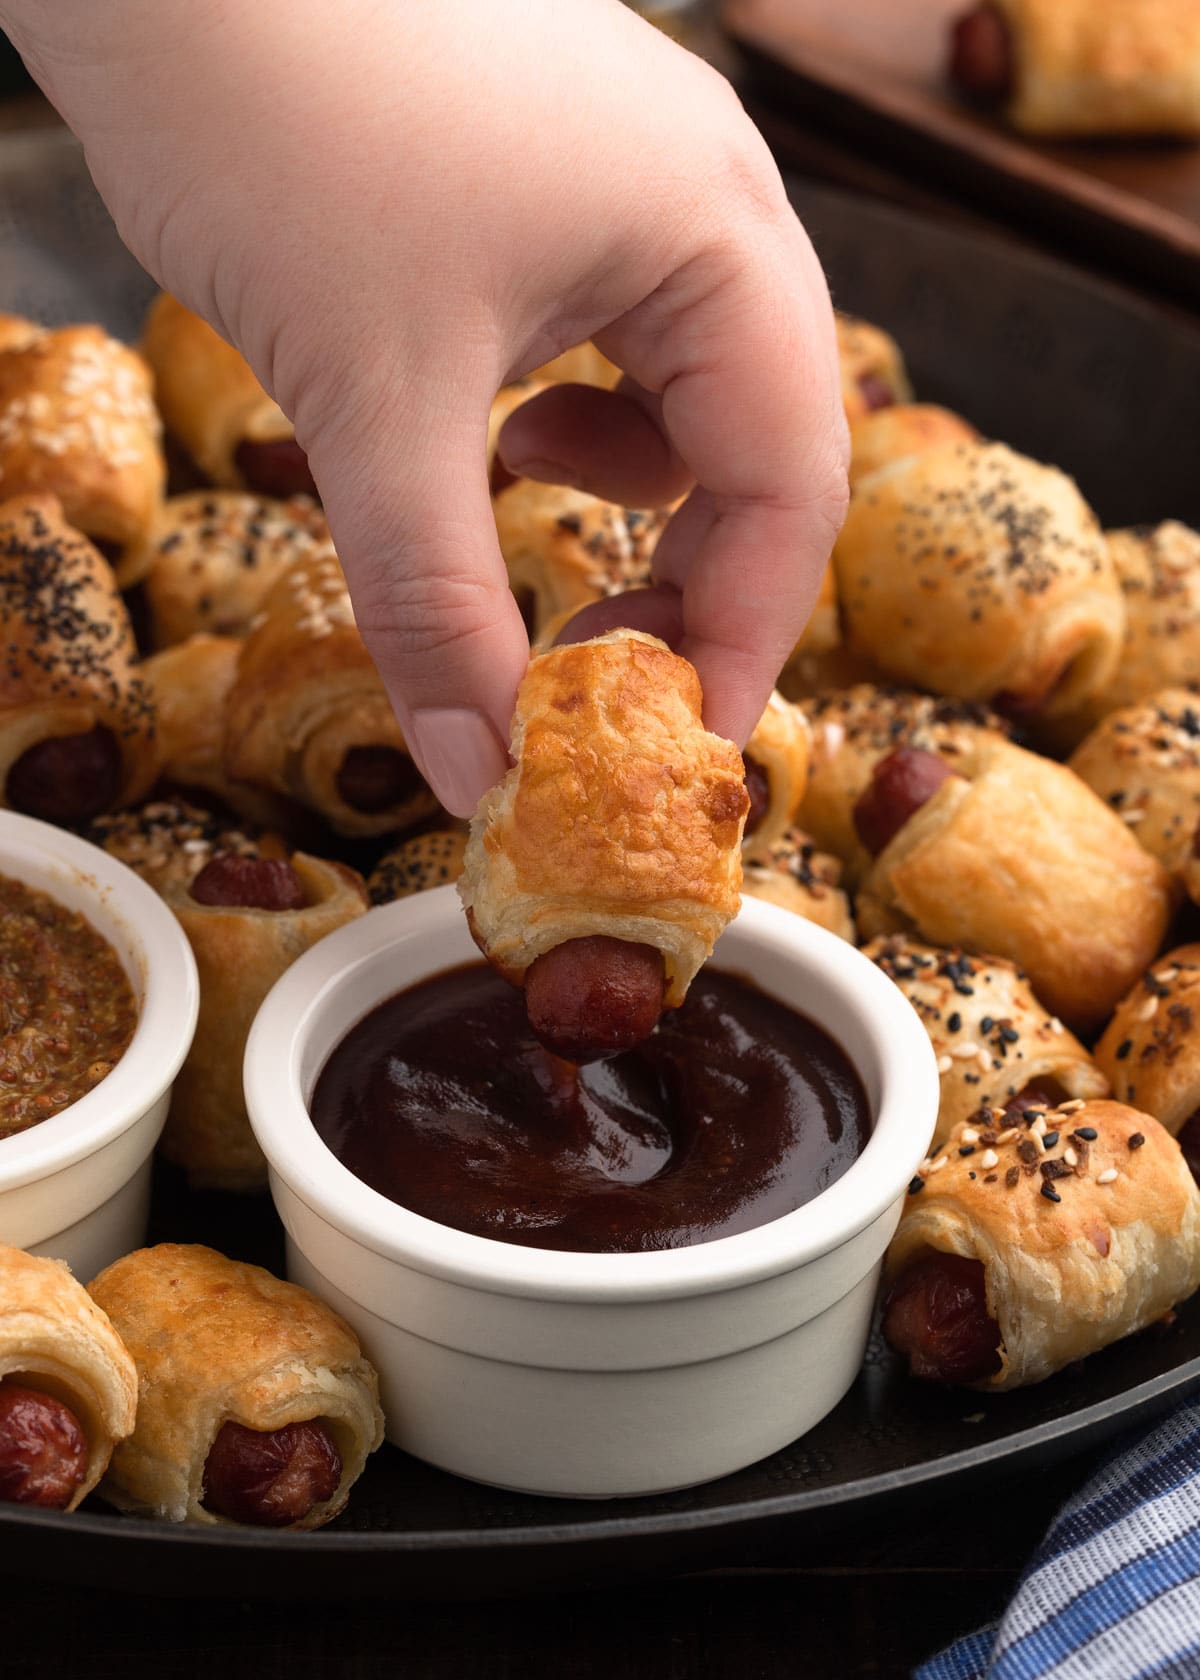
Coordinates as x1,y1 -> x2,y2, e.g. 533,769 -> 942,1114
305,403 -> 528,819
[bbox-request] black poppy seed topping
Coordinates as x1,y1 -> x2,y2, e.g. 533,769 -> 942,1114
947,1011 -> 962,1033
1073,1126 -> 1098,1141
907,1176 -> 925,1195
1115,1040 -> 1133,1061
0,516 -> 155,740
959,1145 -> 976,1157
1042,1131 -> 1059,1149
1040,1182 -> 1062,1203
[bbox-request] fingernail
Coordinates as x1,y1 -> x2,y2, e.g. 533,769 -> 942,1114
406,708 -> 509,818
501,455 -> 582,489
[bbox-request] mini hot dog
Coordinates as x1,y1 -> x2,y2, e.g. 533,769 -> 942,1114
160,850 -> 368,1190
0,1245 -> 136,1512
88,1245 -> 383,1529
460,629 -> 747,1061
884,1099 -> 1200,1389
947,0 -> 1200,138
0,496 -> 157,821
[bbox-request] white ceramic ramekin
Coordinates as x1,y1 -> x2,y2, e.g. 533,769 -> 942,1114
246,887 -> 938,1499
0,810 -> 199,1279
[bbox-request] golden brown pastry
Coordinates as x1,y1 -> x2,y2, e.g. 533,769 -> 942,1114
141,294 -> 313,498
741,827 -> 855,943
160,851 -> 368,1190
224,549 -> 437,836
460,629 -> 747,1057
950,0 -> 1200,137
1046,523 -> 1200,750
0,495 -> 157,823
530,342 -> 621,388
854,737 -> 1172,1033
836,313 -> 913,422
0,1245 -> 137,1511
884,1099 -> 1200,1389
136,490 -> 332,647
1095,948 -> 1200,1138
796,684 -> 1009,887
1068,689 -> 1200,885
848,404 -> 979,492
89,1245 -> 383,1529
495,478 -> 668,642
865,935 -> 1108,1150
367,828 -> 467,906
742,692 -> 810,853
835,442 -> 1124,718
0,325 -> 164,583
0,314 -> 39,355
85,795 -> 280,897
780,563 -> 844,696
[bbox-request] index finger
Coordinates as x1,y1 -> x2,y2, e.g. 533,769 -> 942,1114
596,199 -> 848,744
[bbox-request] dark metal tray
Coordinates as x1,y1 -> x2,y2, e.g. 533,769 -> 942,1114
2,131 -> 1200,1601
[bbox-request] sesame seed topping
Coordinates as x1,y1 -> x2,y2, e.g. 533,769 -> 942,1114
1058,1100 -> 1087,1112
952,1041 -> 980,1059
937,1055 -> 953,1075
978,1148 -> 998,1169
1097,1168 -> 1118,1184
1065,1147 -> 1078,1167
1136,997 -> 1160,1023
927,1156 -> 948,1174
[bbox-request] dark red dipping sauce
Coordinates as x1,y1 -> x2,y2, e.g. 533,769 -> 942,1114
309,964 -> 870,1254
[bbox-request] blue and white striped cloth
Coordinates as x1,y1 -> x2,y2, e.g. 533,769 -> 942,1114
916,1398 -> 1200,1679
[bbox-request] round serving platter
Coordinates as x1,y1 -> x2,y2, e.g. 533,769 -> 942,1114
2,128 -> 1200,1600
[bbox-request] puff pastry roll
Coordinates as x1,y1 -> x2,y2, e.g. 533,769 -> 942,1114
836,442 -> 1123,718
141,294 -> 315,499
496,478 -> 668,642
884,1099 -> 1200,1389
0,1245 -> 137,1510
135,490 -> 332,648
89,1245 -> 383,1528
836,313 -> 913,422
367,828 -> 467,906
0,324 -> 164,584
141,634 -> 296,830
159,850 -> 367,1190
796,684 -> 1008,888
1094,948 -> 1200,1137
460,629 -> 748,1060
1048,523 -> 1200,750
0,495 -> 157,824
0,314 -> 39,355
865,936 -> 1108,1151
949,0 -> 1200,137
85,795 -> 281,897
741,827 -> 855,943
224,549 -> 437,836
1068,689 -> 1200,886
854,737 -> 1172,1033
741,692 -> 810,852
848,404 -> 979,493
530,342 -> 621,389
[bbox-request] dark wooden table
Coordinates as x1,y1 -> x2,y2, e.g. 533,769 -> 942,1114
0,18 -> 1195,1674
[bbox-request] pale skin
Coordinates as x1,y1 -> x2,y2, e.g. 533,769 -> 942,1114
2,0 -> 849,817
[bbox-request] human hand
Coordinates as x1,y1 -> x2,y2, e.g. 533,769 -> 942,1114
3,0 -> 848,815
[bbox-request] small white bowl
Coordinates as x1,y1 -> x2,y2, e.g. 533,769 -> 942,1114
246,887 -> 937,1499
0,811 -> 199,1279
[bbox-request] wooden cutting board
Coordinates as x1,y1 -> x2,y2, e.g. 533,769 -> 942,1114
723,0 -> 1200,303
